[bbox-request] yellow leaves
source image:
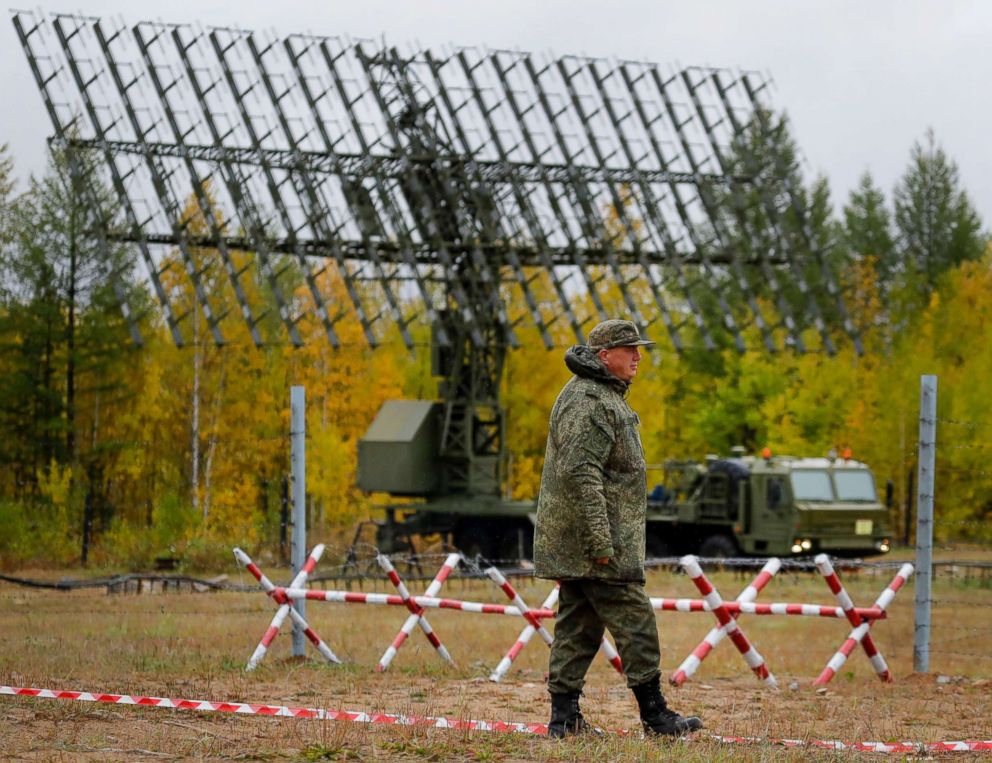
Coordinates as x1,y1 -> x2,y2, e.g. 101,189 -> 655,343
35,190 -> 992,561
509,454 -> 543,502
203,472 -> 260,543
36,459 -> 73,509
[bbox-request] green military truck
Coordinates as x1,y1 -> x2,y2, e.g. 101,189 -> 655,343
358,401 -> 893,559
643,453 -> 893,558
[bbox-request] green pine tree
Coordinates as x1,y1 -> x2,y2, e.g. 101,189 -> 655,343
844,171 -> 894,276
709,108 -> 849,354
0,143 -> 143,558
892,129 -> 985,312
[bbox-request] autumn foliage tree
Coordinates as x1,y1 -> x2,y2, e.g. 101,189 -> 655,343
0,128 -> 989,568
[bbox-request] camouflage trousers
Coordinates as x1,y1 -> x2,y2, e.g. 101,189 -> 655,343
548,579 -> 660,694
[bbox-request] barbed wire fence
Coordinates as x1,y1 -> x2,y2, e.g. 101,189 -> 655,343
914,375 -> 992,677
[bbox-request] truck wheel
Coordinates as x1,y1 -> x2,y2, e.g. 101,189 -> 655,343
645,533 -> 671,559
699,534 -> 738,559
455,524 -> 499,563
498,524 -> 534,562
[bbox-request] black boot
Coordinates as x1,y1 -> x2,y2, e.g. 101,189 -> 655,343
630,676 -> 703,737
548,691 -> 600,738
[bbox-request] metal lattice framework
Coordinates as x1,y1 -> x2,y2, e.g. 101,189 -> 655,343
12,11 -> 862,496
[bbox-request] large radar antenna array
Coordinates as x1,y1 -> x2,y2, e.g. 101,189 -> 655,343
12,11 -> 862,499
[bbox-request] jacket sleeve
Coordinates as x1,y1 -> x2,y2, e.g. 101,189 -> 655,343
555,400 -> 616,559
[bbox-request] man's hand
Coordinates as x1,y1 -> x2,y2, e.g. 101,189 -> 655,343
594,557 -> 610,565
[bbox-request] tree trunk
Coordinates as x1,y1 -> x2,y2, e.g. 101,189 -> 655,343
66,205 -> 76,463
191,303 -> 200,514
203,366 -> 226,521
67,167 -> 81,562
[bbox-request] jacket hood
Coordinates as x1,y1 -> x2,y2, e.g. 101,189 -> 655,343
564,345 -> 630,395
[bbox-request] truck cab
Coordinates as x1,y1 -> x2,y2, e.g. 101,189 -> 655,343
773,456 -> 892,557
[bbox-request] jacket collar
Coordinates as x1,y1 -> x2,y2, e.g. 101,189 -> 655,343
564,345 -> 631,396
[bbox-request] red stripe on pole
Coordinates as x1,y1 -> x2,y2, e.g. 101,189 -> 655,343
727,629 -> 751,654
507,640 -> 526,660
814,666 -> 835,685
693,642 -> 713,660
710,608 -> 734,628
751,571 -> 773,589
824,574 -> 843,595
260,625 -> 280,647
692,576 -> 714,596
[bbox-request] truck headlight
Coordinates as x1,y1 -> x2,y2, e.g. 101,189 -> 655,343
877,538 -> 890,553
801,539 -> 812,551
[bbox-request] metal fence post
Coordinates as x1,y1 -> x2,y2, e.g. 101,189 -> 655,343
914,375 -> 937,673
290,385 -> 307,657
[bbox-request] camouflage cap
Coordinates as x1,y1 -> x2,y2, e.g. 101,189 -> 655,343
587,319 -> 655,350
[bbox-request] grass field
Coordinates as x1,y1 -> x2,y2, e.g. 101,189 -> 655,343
1,558 -> 990,761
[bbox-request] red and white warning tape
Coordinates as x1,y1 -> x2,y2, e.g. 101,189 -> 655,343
709,733 -> 992,754
3,685 -> 990,754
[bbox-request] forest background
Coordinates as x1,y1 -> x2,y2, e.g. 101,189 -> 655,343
0,123 -> 989,570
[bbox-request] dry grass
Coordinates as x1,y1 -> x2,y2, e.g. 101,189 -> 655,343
1,563 -> 990,761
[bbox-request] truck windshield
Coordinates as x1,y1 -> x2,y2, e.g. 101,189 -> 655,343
833,470 -> 877,501
790,470 -> 834,501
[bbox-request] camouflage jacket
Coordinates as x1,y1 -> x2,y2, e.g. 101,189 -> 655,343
533,346 -> 647,583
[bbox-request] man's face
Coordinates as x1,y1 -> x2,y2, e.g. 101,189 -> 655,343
599,345 -> 642,382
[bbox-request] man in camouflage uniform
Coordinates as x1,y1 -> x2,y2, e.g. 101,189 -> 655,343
534,319 -> 702,738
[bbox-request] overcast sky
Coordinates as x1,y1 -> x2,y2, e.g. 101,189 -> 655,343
2,0 -> 989,224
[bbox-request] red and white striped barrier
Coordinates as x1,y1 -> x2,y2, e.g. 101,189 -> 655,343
489,584 -> 560,682
680,555 -> 777,687
377,553 -> 460,671
5,686 -> 990,753
484,570 -> 623,682
671,558 -> 780,686
816,553 -> 889,682
235,546 -> 914,685
652,597 -> 885,620
278,588 -> 555,619
486,567 -> 555,645
814,559 -> 914,686
236,547 -> 563,673
235,545 -> 339,671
